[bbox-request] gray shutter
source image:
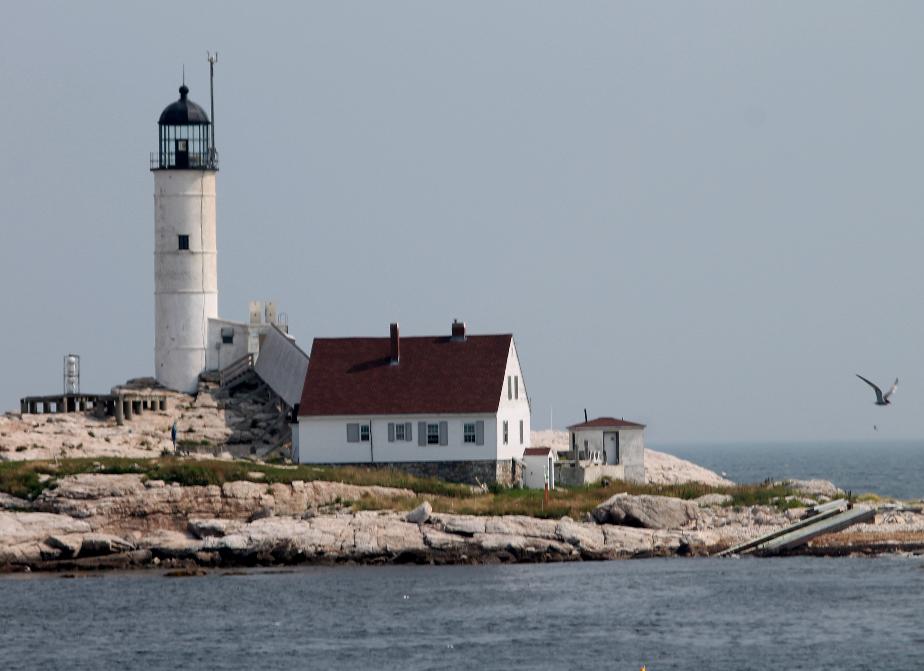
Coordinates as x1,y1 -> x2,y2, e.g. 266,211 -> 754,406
508,376 -> 512,400
405,422 -> 412,442
439,421 -> 448,446
475,420 -> 484,446
346,423 -> 359,443
388,422 -> 395,442
418,422 -> 426,446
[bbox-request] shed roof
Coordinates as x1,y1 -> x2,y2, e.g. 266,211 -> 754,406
298,334 -> 512,417
567,417 -> 646,430
523,447 -> 552,457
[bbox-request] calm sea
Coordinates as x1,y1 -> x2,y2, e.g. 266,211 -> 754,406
655,440 -> 924,500
2,559 -> 923,670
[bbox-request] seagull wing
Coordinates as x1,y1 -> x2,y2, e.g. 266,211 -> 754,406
856,374 -> 885,404
884,378 -> 899,401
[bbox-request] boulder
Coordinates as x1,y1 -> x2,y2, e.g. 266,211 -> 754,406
555,518 -> 605,552
79,533 -> 135,556
592,494 -> 698,529
0,492 -> 31,511
0,511 -> 92,546
783,479 -> 843,498
484,516 -> 559,538
46,473 -> 146,500
694,493 -> 732,507
405,501 -> 432,525
188,518 -> 242,539
46,534 -> 83,557
601,525 -> 655,555
433,514 -> 486,536
422,528 -> 467,551
140,530 -> 203,558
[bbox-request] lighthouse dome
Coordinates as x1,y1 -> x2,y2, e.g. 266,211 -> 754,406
158,85 -> 210,126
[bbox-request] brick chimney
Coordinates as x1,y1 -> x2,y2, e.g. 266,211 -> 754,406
389,323 -> 400,364
451,319 -> 466,341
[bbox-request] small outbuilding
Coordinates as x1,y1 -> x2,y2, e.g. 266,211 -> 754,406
563,416 -> 646,484
521,446 -> 556,490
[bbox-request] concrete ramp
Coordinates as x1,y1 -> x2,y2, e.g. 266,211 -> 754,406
717,500 -> 875,557
253,324 -> 309,407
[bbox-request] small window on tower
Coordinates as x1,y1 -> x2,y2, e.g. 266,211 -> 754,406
178,235 -> 190,250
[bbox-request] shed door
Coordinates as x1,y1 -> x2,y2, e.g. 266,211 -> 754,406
604,431 -> 620,465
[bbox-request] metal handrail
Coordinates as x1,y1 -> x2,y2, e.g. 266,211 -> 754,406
150,151 -> 219,170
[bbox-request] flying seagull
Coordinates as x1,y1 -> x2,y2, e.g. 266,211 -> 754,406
856,374 -> 898,406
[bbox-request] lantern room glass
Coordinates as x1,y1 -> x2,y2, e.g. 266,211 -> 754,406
152,123 -> 215,170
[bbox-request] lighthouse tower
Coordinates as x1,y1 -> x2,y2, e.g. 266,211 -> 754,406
151,84 -> 218,393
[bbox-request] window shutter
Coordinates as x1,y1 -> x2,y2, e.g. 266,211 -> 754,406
405,422 -> 412,442
508,376 -> 512,400
418,422 -> 426,446
388,423 -> 395,442
439,421 -> 448,446
515,376 -> 519,400
475,420 -> 484,446
346,423 -> 359,443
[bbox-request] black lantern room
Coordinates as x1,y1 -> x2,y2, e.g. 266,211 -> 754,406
151,85 -> 217,170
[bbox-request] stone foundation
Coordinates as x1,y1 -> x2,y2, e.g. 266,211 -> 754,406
556,462 -> 645,487
363,460 -> 518,486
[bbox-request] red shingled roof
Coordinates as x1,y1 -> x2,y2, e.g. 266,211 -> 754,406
567,417 -> 646,430
298,335 -> 512,417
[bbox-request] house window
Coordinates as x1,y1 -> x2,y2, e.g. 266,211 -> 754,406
507,376 -> 512,400
503,420 -> 509,445
463,422 -> 476,444
178,234 -> 190,250
360,425 -> 370,442
395,423 -> 406,441
427,423 -> 440,445
220,327 -> 234,345
514,376 -> 519,400
519,420 -> 524,444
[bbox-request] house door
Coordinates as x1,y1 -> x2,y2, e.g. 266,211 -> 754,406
175,139 -> 189,168
603,432 -> 619,465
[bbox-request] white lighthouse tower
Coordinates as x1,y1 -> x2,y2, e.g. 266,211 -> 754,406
151,83 -> 219,393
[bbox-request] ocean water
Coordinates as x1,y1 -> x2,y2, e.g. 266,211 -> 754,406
655,440 -> 924,500
2,559 -> 923,670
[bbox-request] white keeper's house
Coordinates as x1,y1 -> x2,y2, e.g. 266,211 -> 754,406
295,321 -> 531,485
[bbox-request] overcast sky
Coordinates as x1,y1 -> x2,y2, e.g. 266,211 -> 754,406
1,2 -> 922,444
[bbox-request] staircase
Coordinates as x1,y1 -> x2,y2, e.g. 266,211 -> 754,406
219,353 -> 255,390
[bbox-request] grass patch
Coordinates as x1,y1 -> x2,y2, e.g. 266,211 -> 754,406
0,458 -> 473,500
0,457 -> 802,517
356,479 -> 805,519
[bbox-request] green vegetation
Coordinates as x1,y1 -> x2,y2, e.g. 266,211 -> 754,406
0,457 -> 471,501
356,479 -> 810,519
0,456 -> 811,517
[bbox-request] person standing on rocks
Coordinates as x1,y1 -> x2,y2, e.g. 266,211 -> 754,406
171,421 -> 178,452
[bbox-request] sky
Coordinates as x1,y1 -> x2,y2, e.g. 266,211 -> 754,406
1,1 -> 923,444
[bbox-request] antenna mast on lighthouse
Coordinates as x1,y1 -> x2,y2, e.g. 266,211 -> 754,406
207,51 -> 218,165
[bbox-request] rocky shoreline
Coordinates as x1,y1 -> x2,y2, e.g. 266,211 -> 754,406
3,473 -> 923,574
